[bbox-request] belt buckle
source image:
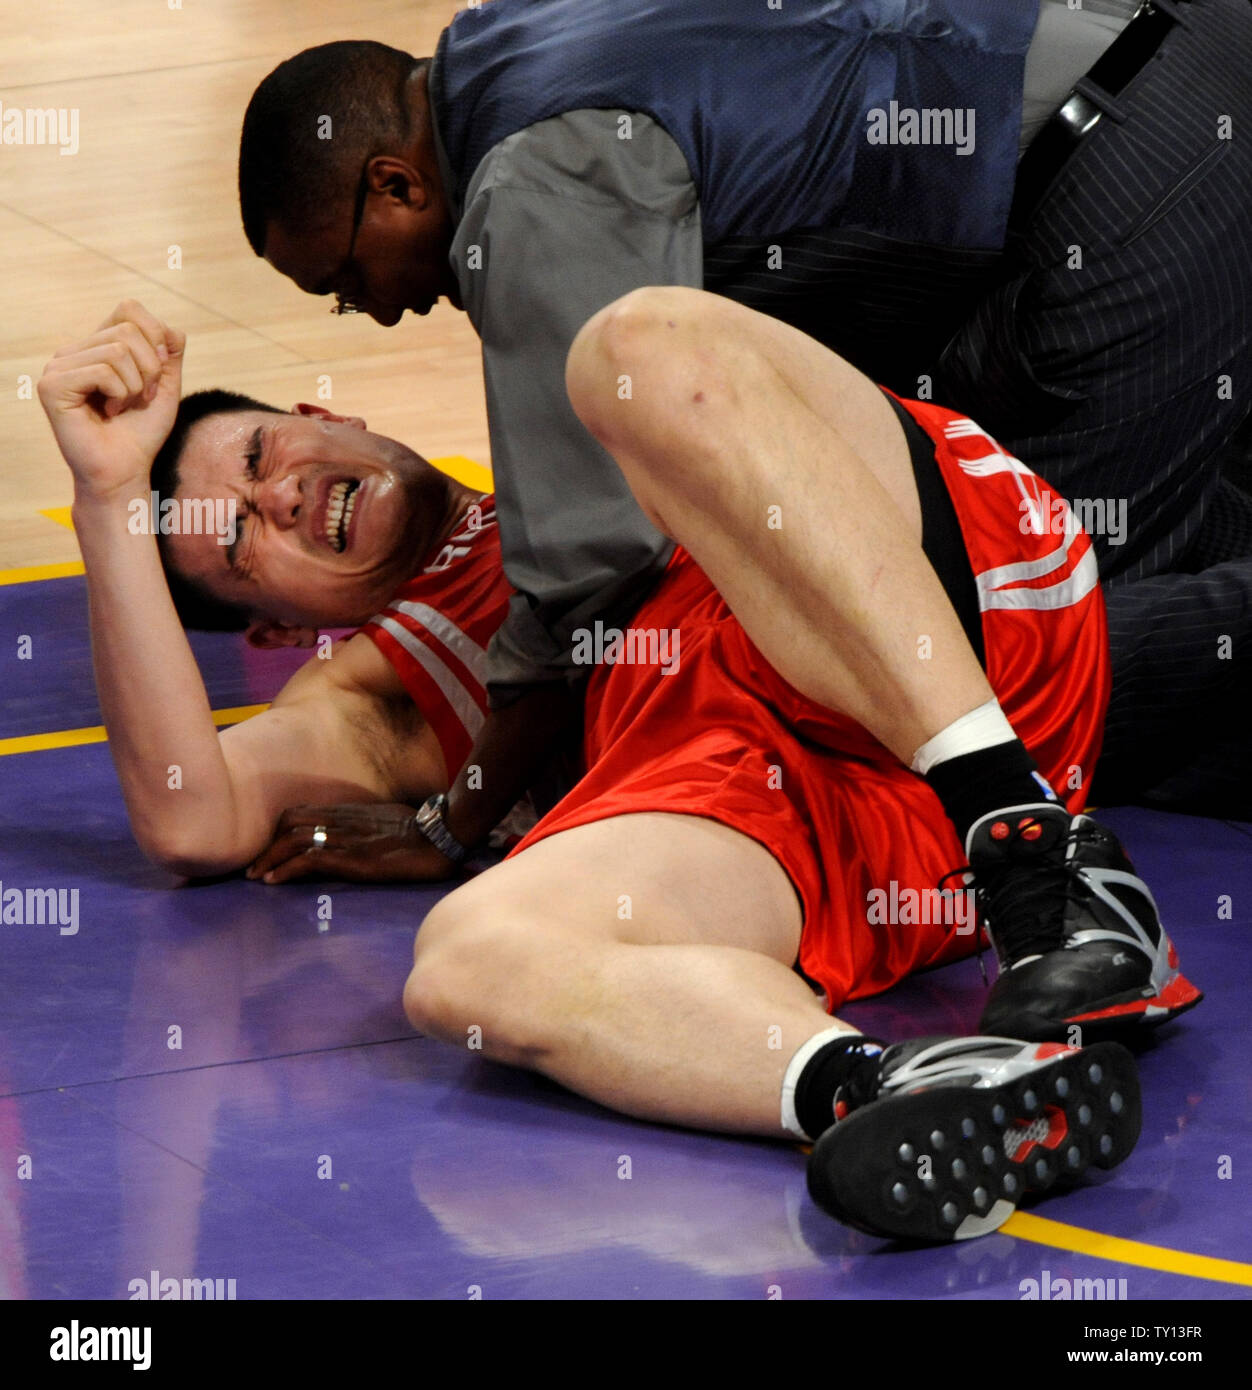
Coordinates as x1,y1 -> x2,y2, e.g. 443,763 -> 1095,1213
1057,91 -> 1103,142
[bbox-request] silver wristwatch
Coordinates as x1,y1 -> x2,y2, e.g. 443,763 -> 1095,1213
413,793 -> 470,865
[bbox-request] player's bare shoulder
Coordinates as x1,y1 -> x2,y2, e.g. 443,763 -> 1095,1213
270,630 -> 407,708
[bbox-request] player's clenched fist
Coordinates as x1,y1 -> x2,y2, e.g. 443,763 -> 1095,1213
38,300 -> 186,502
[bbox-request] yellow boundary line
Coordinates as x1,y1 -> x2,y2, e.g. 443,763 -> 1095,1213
431,454 -> 494,494
1002,1211 -> 1252,1287
0,704 -> 267,758
0,560 -> 85,585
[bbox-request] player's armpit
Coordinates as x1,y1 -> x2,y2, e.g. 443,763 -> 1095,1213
209,634 -> 448,873
312,630 -> 451,802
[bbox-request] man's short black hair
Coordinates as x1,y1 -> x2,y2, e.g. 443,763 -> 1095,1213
151,389 -> 286,632
239,40 -> 421,257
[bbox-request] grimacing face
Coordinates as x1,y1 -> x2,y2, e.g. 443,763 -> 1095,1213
164,407 -> 439,629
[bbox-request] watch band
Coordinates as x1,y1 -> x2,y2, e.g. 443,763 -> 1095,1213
414,793 -> 470,865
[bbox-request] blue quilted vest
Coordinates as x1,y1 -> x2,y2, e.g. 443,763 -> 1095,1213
431,0 -> 1041,253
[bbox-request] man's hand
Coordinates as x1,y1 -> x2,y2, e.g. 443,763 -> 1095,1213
38,300 -> 185,502
245,803 -> 460,884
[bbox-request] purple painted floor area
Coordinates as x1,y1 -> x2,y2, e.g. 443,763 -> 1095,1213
0,574 -> 312,738
1,577 -> 1249,1299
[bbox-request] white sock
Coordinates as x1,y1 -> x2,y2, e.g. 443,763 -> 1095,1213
780,1023 -> 862,1141
910,697 -> 1017,776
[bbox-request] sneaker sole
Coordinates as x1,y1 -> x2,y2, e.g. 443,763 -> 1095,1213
806,1041 -> 1141,1242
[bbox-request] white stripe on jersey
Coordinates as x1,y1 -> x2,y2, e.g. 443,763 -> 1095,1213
953,452 -> 1039,481
390,600 -> 490,686
977,524 -> 1077,592
374,615 -> 486,744
938,417 -> 1097,614
977,546 -> 1099,613
942,422 -> 1050,546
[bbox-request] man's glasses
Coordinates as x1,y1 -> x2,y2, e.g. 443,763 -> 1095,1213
331,162 -> 373,316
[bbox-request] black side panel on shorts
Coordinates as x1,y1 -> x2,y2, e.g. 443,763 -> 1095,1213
880,390 -> 986,671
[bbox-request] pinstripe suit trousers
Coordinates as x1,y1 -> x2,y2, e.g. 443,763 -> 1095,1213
933,0 -> 1252,809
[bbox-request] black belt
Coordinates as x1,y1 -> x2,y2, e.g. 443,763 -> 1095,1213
1010,0 -> 1193,230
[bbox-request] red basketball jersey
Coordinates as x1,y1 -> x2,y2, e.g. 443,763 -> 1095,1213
361,496 -> 508,777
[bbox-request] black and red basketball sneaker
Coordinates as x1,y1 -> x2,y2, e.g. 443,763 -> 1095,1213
962,803 -> 1202,1042
807,1035 -> 1140,1242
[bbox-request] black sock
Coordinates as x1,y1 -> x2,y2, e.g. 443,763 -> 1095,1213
924,740 -> 1057,845
794,1034 -> 884,1140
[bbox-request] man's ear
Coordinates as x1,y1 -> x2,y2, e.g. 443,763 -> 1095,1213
290,402 -> 366,429
244,619 -> 320,651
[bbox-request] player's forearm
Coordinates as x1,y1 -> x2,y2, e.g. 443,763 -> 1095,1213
443,681 -> 582,851
72,491 -> 248,873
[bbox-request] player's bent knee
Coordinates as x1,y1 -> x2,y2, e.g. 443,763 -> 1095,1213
404,945 -> 514,1055
404,893 -> 481,1040
577,285 -> 704,362
401,959 -> 447,1039
404,901 -> 550,1066
411,890 -> 470,966
566,286 -> 721,447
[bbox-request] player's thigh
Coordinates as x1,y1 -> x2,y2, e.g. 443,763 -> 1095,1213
416,810 -> 803,966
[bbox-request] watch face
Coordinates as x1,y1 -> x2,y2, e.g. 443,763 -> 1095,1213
415,797 -> 463,861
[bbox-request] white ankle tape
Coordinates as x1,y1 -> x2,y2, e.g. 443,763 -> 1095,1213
910,698 -> 1017,776
780,1024 -> 861,1141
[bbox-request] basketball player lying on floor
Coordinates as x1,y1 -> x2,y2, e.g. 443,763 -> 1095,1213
39,298 -> 1202,1244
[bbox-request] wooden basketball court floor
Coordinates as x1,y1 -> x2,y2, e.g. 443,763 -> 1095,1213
1,1 -> 1249,1303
